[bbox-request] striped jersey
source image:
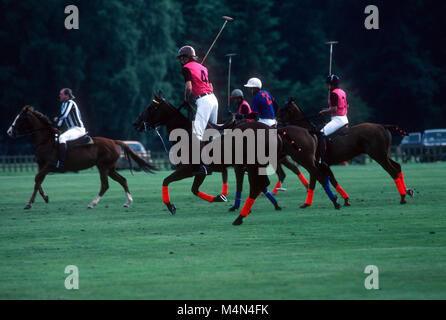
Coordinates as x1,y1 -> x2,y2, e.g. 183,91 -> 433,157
57,99 -> 84,130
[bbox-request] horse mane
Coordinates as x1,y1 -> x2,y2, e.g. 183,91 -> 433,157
24,106 -> 58,137
25,106 -> 53,127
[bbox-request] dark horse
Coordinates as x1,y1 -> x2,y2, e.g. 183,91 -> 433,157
277,99 -> 413,205
133,92 -> 341,225
7,106 -> 156,209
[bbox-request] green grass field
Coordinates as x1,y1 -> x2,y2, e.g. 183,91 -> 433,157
0,162 -> 445,299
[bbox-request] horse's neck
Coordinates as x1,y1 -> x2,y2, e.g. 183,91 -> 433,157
32,129 -> 55,148
164,111 -> 192,135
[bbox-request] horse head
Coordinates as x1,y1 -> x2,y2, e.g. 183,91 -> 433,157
7,106 -> 54,138
277,98 -> 307,126
133,91 -> 175,132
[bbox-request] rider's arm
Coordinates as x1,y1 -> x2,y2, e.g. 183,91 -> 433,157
320,93 -> 338,114
182,67 -> 193,102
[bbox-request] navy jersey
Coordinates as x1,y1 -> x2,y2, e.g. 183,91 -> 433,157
251,90 -> 275,119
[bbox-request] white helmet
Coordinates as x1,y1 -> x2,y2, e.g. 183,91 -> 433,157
244,77 -> 262,89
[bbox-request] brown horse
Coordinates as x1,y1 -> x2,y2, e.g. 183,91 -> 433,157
133,92 -> 341,225
277,99 -> 413,205
7,106 -> 156,209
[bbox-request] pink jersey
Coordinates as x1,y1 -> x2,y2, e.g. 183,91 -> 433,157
238,100 -> 253,122
329,88 -> 348,116
183,61 -> 213,98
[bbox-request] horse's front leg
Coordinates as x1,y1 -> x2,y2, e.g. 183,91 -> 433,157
25,169 -> 49,209
229,165 -> 245,211
162,166 -> 193,215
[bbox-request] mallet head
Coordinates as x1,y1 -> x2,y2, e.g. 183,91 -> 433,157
222,16 -> 234,22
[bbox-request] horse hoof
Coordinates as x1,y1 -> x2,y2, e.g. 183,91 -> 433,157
24,204 -> 31,210
166,203 -> 176,215
300,204 -> 310,209
274,205 -> 282,211
123,203 -> 129,208
232,215 -> 244,226
213,194 -> 227,203
400,200 -> 407,205
407,189 -> 414,197
44,196 -> 49,203
229,206 -> 239,212
344,198 -> 351,206
334,202 -> 341,210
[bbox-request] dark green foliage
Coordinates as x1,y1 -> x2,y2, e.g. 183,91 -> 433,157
1,0 -> 444,153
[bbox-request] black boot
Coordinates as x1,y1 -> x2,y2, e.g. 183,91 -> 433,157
316,134 -> 327,165
56,143 -> 67,169
194,141 -> 212,176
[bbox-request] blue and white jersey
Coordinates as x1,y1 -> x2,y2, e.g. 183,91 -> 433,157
57,99 -> 84,130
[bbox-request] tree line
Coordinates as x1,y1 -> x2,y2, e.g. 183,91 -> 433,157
1,0 -> 444,154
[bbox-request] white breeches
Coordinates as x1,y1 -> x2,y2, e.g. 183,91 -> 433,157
321,115 -> 349,136
258,118 -> 277,127
192,93 -> 219,141
59,127 -> 86,144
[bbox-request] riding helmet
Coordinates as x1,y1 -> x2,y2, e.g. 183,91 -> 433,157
230,89 -> 244,99
326,74 -> 340,85
177,46 -> 197,58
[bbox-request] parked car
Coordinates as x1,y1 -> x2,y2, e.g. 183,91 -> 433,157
116,141 -> 152,170
399,132 -> 422,163
420,129 -> 446,162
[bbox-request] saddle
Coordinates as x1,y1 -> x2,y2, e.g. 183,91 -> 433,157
327,124 -> 349,141
66,134 -> 94,148
206,117 -> 237,131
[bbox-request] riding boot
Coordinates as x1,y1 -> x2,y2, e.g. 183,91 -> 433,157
194,141 -> 212,176
316,134 -> 327,166
57,143 -> 67,169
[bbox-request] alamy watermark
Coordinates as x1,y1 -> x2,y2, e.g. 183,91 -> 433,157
364,265 -> 379,290
364,5 -> 379,30
64,265 -> 79,290
64,5 -> 79,30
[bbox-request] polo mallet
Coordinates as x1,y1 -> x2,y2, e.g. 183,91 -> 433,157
225,53 -> 237,114
325,41 -> 338,98
201,16 -> 234,65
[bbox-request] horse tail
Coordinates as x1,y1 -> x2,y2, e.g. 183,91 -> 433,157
382,125 -> 409,136
114,140 -> 157,173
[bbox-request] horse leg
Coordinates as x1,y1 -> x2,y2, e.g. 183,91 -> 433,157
311,165 -> 341,210
301,174 -> 317,209
272,163 -> 285,194
108,168 -> 133,207
371,155 -> 406,204
326,166 -> 351,206
389,158 -> 413,197
191,174 -> 227,203
162,166 -> 193,215
221,167 -> 228,196
281,157 -> 309,188
262,187 -> 282,211
25,169 -> 49,209
233,168 -> 268,225
38,186 -> 49,203
88,167 -> 109,208
229,165 -> 245,211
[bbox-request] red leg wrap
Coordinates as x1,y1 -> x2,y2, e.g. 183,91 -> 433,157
197,191 -> 214,203
398,172 -> 407,190
298,172 -> 309,188
221,183 -> 228,196
305,189 -> 314,205
335,185 -> 349,199
394,178 -> 406,196
162,186 -> 170,204
272,181 -> 281,194
240,197 -> 256,217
